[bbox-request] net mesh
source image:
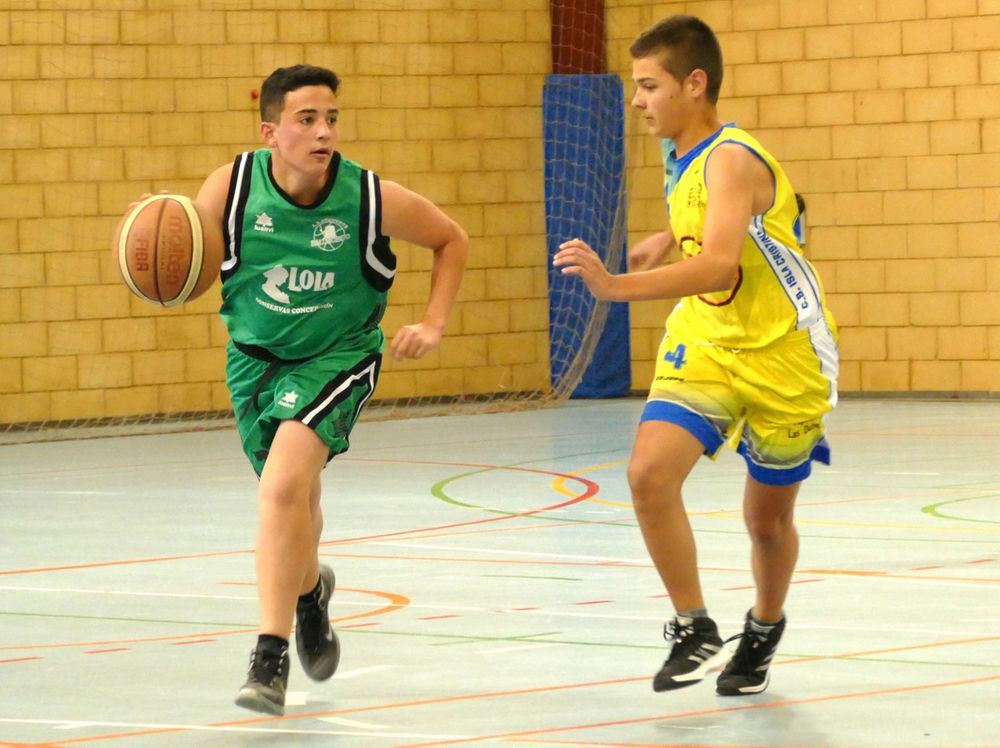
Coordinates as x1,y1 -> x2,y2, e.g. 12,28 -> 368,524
0,4 -> 628,444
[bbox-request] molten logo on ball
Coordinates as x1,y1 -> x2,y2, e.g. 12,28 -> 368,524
113,194 -> 224,307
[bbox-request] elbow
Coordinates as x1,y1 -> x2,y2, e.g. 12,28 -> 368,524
704,259 -> 741,294
436,222 -> 469,267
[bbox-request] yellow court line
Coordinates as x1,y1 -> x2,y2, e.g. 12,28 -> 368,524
550,460 -> 631,507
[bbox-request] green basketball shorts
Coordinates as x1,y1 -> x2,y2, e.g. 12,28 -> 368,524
226,340 -> 382,476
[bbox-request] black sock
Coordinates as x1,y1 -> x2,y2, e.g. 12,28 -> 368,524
256,634 -> 288,656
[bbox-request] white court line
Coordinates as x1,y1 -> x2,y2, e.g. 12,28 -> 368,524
370,541 -> 652,564
0,489 -> 106,495
0,717 -> 467,739
319,716 -> 386,729
333,665 -> 395,679
0,584 -> 257,601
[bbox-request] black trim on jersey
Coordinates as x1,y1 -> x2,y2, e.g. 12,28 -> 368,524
358,170 -> 397,293
294,353 -> 382,429
697,265 -> 744,307
221,151 -> 253,283
267,151 -> 341,209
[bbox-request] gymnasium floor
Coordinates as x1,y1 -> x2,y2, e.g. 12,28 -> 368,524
1,397 -> 997,747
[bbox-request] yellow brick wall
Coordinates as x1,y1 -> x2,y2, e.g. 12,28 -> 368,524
611,0 -> 1000,394
0,1 -> 552,424
2,2 -> 998,426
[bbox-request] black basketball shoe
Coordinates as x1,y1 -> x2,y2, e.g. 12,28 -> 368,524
716,609 -> 786,696
234,644 -> 289,716
652,615 -> 729,692
295,564 -> 341,681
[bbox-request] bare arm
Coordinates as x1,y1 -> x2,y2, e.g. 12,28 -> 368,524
379,180 -> 468,361
194,163 -> 232,230
628,229 -> 677,272
553,143 -> 762,302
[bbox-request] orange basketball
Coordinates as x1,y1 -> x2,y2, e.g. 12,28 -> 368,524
113,194 -> 223,307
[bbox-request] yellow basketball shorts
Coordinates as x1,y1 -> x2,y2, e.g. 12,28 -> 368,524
643,324 -> 839,485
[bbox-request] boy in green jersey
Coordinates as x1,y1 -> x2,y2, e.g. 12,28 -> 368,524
189,65 -> 468,714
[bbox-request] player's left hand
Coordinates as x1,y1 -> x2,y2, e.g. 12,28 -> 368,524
552,238 -> 615,300
390,322 -> 442,361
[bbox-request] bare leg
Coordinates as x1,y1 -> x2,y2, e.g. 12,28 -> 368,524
743,474 -> 800,622
627,421 -> 706,611
255,420 -> 329,639
299,475 -> 324,596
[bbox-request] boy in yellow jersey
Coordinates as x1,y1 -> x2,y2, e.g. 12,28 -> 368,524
554,15 -> 838,696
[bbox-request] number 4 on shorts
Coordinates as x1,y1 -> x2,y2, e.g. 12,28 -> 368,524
664,343 -> 688,370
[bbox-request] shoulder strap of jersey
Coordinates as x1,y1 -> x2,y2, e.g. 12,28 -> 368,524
357,169 -> 397,292
221,150 -> 255,282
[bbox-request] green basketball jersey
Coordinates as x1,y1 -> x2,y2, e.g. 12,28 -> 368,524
219,150 -> 396,361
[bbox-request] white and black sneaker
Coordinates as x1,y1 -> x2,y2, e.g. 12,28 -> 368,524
652,615 -> 729,692
295,564 -> 340,681
716,609 -> 786,696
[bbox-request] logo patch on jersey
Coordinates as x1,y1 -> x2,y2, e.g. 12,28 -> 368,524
310,217 -> 351,252
277,390 -> 299,409
254,212 -> 274,233
257,264 -> 336,314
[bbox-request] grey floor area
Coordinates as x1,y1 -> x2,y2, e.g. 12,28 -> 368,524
1,398 -> 997,747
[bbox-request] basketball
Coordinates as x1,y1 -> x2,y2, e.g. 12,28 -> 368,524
112,194 -> 224,307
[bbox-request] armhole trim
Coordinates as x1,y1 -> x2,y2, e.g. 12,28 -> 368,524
221,151 -> 253,281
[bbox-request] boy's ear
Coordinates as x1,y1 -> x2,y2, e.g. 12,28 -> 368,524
260,121 -> 276,145
687,68 -> 709,98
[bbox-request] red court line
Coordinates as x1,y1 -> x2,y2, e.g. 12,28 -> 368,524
573,600 -> 612,606
0,549 -> 251,578
798,568 -> 1000,583
418,614 -> 461,620
505,740 -> 802,748
42,676 -> 649,745
169,639 -> 215,646
35,633 -> 1000,746
0,465 -> 598,579
82,648 -> 129,655
399,674 -> 1000,747
0,588 -> 408,653
0,656 -> 42,664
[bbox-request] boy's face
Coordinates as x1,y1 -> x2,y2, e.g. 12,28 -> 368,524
630,53 -> 690,139
261,84 -> 339,177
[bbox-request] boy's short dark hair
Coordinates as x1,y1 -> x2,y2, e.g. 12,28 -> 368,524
260,65 -> 341,122
630,15 -> 723,104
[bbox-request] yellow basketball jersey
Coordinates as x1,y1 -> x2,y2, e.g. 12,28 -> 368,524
665,126 -> 835,352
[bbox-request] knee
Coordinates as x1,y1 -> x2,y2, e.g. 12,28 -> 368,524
627,458 -> 680,515
258,480 -> 308,511
744,510 -> 795,546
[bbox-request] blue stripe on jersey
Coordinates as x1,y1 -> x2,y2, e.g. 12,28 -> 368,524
672,123 -> 737,183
